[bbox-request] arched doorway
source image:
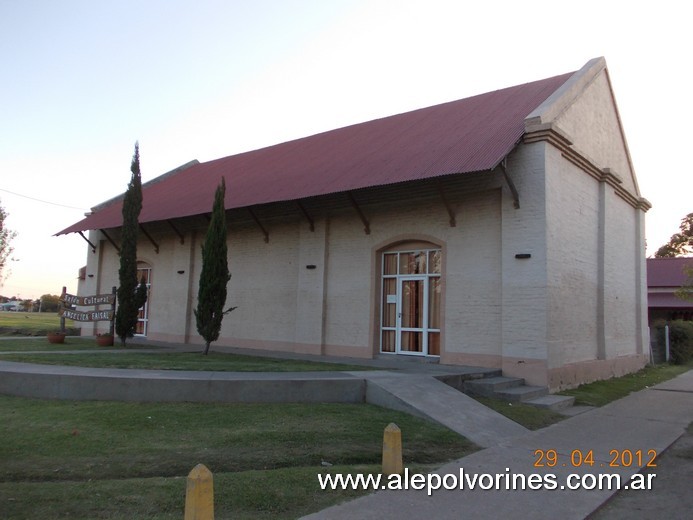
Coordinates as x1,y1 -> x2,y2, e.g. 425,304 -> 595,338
380,247 -> 441,356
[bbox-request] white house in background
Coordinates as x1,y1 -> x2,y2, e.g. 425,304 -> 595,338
0,302 -> 23,312
57,57 -> 650,391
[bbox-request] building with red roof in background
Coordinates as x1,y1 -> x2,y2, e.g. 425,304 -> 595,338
647,257 -> 693,323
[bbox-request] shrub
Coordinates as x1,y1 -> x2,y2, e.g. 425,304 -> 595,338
655,320 -> 693,364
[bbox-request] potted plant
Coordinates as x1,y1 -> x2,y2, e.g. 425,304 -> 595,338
47,331 -> 67,344
96,332 -> 114,347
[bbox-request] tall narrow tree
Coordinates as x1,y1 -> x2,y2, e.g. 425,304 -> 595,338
115,143 -> 146,346
195,176 -> 231,355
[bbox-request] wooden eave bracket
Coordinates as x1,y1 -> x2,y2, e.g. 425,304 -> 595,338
499,159 -> 520,209
436,180 -> 456,227
248,207 -> 269,243
296,201 -> 315,232
167,219 -> 185,244
99,229 -> 121,253
78,231 -> 97,253
139,224 -> 160,254
347,192 -> 370,235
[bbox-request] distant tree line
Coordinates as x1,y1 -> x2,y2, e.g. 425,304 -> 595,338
0,294 -> 63,312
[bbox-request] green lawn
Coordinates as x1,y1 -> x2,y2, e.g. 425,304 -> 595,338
472,397 -> 566,430
0,396 -> 476,519
0,311 -> 77,336
0,337 -> 123,352
0,346 -> 374,373
559,362 -> 693,407
0,351 -> 377,372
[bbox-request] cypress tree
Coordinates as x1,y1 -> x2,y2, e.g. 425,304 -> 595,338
195,176 -> 231,355
115,143 -> 145,346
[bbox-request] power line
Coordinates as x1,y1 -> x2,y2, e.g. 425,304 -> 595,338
0,188 -> 88,211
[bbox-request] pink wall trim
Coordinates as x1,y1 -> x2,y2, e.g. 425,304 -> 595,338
502,358 -> 549,387
324,344 -> 374,359
440,351 -> 503,369
440,352 -> 649,391
548,355 -> 649,391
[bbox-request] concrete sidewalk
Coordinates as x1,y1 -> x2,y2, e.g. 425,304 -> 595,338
304,370 -> 693,520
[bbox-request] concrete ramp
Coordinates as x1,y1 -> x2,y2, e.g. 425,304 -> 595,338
357,371 -> 529,448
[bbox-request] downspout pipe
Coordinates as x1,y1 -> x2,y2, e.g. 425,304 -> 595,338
499,157 -> 520,209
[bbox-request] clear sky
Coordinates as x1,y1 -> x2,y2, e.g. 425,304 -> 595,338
1,0 -> 690,300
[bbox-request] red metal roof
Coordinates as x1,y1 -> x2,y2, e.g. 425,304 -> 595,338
647,258 -> 693,287
57,71 -> 574,235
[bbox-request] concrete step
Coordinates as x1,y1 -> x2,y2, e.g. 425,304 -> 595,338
558,404 -> 595,417
461,373 -> 580,413
463,376 -> 525,397
524,394 -> 575,411
435,369 -> 503,391
495,385 -> 548,402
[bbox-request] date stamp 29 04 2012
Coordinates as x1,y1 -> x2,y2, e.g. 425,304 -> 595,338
533,449 -> 657,469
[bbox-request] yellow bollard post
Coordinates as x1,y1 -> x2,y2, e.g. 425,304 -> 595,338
382,423 -> 403,476
184,464 -> 214,520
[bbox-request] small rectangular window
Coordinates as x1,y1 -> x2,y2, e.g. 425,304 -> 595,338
399,251 -> 426,274
381,330 -> 396,352
428,250 -> 441,274
383,253 -> 398,275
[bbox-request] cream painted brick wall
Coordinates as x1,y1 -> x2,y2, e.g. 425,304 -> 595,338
545,146 -> 600,368
74,232 -> 102,335
220,220 -> 301,343
136,235 -> 194,338
321,188 -> 503,354
443,191 -> 502,355
75,231 -> 121,335
129,191 -> 504,355
556,71 -> 638,194
603,193 -> 638,358
294,220 -> 327,346
501,142 -> 550,361
321,213 -> 372,349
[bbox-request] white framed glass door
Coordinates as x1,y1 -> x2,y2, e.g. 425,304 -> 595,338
398,276 -> 427,355
380,249 -> 441,356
